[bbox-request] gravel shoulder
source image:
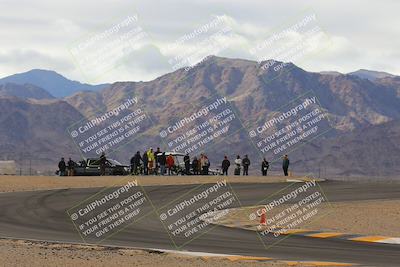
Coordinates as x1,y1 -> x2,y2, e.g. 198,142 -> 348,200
0,175 -> 290,193
0,239 -> 297,267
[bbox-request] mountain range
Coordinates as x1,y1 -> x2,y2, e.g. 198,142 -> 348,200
0,56 -> 399,177
0,69 -> 109,98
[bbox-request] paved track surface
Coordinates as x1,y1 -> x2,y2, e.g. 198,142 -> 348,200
0,180 -> 399,266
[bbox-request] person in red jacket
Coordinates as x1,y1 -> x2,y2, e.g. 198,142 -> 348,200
166,154 -> 175,175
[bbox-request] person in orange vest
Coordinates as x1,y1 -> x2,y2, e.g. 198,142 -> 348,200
166,154 -> 175,175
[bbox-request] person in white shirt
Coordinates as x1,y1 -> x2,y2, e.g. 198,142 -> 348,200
234,155 -> 242,175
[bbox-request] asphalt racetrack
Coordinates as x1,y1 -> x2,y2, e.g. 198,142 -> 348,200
0,180 -> 399,266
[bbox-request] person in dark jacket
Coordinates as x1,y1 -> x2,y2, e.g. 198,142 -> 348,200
261,158 -> 269,176
99,152 -> 107,176
58,158 -> 66,176
154,147 -> 161,175
192,157 -> 199,175
184,153 -> 191,175
130,155 -> 135,174
242,155 -> 250,176
221,156 -> 230,175
67,158 -> 75,176
158,152 -> 167,175
131,151 -> 142,174
282,155 -> 290,176
142,151 -> 148,175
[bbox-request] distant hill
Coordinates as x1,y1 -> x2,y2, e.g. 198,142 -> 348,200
0,69 -> 109,97
348,69 -> 395,81
1,56 -> 399,176
0,83 -> 54,100
319,71 -> 342,76
0,96 -> 83,172
291,119 -> 400,177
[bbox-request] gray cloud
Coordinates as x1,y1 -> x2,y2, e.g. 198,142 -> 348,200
0,0 -> 399,82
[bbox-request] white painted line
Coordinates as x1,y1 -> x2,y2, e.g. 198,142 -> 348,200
286,178 -> 326,183
377,238 -> 400,245
158,249 -> 239,257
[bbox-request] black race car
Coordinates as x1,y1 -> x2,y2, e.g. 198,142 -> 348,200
72,158 -> 129,176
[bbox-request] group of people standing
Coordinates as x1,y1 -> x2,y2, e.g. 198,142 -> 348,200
58,149 -> 291,177
57,157 -> 76,176
221,154 -> 290,176
221,155 -> 251,176
221,155 -> 259,176
191,153 -> 210,175
130,148 -> 211,176
131,147 -> 172,175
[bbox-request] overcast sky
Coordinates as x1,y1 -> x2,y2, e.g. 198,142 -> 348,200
0,0 -> 399,84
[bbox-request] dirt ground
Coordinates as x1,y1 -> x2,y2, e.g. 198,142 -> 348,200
0,174 -> 291,192
306,200 -> 400,236
210,200 -> 400,237
0,239 -> 305,267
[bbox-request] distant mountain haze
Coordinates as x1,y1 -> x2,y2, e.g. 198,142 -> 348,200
0,69 -> 109,98
348,69 -> 396,81
0,83 -> 55,100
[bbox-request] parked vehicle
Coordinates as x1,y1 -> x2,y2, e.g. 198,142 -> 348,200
72,158 -> 129,176
157,152 -> 185,175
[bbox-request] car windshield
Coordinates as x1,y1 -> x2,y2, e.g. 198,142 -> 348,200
86,158 -> 122,166
107,159 -> 122,166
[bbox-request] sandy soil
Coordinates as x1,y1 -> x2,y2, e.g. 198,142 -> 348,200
306,200 -> 400,236
0,175 -> 292,192
0,239 -> 298,267
210,200 -> 400,237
